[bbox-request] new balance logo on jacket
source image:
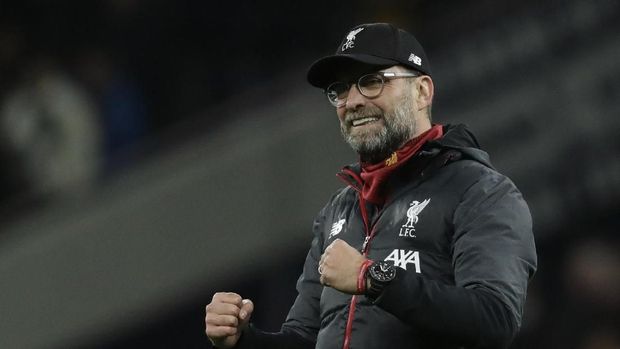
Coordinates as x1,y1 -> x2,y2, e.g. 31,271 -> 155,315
329,219 -> 346,239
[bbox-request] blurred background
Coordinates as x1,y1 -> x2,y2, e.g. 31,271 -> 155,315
1,0 -> 619,348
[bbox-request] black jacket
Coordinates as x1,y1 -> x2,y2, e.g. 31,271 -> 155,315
234,124 -> 537,349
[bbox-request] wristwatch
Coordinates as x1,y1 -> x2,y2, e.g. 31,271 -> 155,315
366,261 -> 396,301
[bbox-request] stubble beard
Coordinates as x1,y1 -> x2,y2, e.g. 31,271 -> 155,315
340,91 -> 416,164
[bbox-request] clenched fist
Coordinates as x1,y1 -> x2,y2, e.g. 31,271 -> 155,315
205,292 -> 254,348
318,239 -> 367,294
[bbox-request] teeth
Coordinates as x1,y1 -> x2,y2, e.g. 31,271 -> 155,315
351,117 -> 378,126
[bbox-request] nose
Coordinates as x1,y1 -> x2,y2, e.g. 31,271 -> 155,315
344,84 -> 366,110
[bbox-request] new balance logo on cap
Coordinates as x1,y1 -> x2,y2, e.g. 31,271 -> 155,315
408,53 -> 422,66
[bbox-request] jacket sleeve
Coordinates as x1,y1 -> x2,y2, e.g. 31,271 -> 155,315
230,203 -> 328,349
373,170 -> 537,348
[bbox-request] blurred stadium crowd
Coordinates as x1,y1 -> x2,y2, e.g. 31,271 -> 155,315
0,0 -> 618,348
0,0 -> 360,208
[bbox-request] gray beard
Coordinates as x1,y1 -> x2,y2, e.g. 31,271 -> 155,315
340,93 -> 416,164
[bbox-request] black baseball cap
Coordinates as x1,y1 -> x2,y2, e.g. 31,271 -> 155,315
307,23 -> 432,89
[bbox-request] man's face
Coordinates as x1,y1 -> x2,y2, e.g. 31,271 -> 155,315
336,66 -> 417,163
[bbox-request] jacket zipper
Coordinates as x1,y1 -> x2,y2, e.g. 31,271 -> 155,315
337,149 -> 447,348
343,197 -> 377,349
338,168 -> 378,349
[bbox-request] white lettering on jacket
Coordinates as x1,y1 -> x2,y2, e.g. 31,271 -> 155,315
385,249 -> 421,273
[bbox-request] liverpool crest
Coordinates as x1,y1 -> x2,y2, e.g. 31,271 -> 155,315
399,199 -> 430,238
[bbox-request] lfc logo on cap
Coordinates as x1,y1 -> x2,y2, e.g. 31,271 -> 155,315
342,27 -> 364,51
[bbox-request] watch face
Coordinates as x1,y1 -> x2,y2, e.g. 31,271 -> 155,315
370,262 -> 396,282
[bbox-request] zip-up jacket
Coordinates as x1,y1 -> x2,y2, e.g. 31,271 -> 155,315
231,124 -> 538,349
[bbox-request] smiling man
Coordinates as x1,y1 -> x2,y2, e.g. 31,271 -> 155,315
205,23 -> 537,349
334,65 -> 431,164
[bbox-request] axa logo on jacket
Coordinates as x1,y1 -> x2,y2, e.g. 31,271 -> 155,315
384,249 -> 421,272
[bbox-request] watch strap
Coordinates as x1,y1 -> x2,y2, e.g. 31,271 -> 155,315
357,259 -> 374,294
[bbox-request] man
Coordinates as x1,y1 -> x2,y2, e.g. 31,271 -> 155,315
205,23 -> 537,349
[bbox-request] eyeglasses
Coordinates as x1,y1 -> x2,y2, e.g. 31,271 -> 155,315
325,71 -> 420,107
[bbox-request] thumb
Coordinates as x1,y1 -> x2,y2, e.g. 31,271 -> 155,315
238,299 -> 254,326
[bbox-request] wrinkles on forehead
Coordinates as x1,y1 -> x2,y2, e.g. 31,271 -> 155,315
331,62 -> 392,83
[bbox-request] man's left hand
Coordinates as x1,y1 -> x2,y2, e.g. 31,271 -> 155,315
318,239 -> 366,294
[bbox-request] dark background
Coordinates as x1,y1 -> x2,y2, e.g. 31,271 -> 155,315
1,0 -> 619,348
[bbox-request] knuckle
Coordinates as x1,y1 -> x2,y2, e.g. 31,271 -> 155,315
207,326 -> 229,338
213,292 -> 240,303
229,304 -> 241,316
229,294 -> 242,305
226,326 -> 237,336
212,292 -> 224,300
323,255 -> 331,265
205,313 -> 215,324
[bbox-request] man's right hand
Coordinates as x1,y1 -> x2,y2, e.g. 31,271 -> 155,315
205,292 -> 254,349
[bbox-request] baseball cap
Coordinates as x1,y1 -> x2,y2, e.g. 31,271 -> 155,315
307,23 -> 432,89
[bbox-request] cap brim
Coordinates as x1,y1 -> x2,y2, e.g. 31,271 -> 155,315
307,54 -> 399,89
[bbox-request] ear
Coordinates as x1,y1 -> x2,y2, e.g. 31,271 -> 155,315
415,76 -> 434,111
